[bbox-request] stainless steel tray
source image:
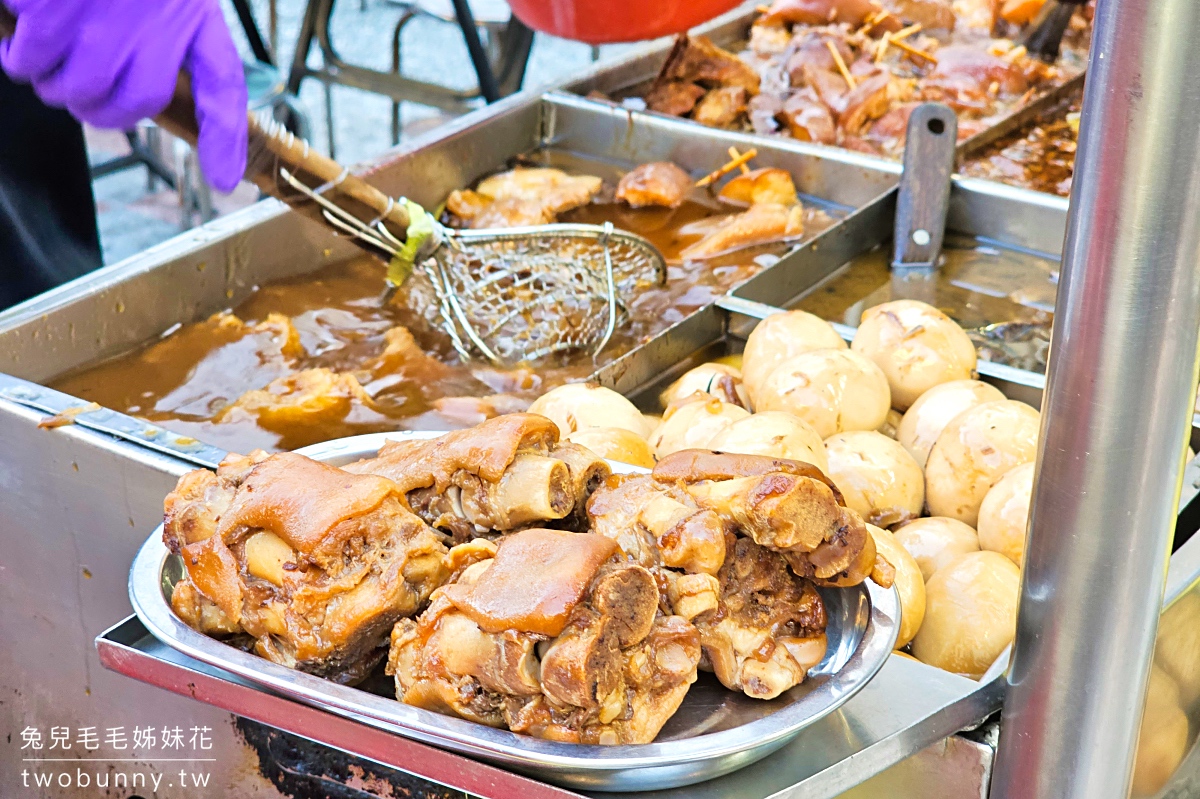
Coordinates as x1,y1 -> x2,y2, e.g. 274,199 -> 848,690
719,173 -> 1200,440
561,7 -> 1082,166
128,431 -> 900,792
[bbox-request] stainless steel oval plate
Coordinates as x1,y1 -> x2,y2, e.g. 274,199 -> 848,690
129,432 -> 900,791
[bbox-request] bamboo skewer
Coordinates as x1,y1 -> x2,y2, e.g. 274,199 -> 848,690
875,35 -> 891,63
696,148 -> 758,187
826,41 -> 858,90
890,37 -> 938,63
1003,44 -> 1028,62
727,147 -> 752,175
863,2 -> 901,34
1015,85 -> 1039,107
858,9 -> 889,35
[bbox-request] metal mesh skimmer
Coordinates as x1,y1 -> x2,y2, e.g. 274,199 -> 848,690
425,225 -> 665,363
279,168 -> 666,365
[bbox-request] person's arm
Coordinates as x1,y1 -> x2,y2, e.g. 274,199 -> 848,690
0,0 -> 248,191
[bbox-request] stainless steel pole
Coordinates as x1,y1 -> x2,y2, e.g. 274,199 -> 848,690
991,0 -> 1200,795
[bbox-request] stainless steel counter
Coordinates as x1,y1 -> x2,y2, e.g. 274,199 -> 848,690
2,45 -> 1198,795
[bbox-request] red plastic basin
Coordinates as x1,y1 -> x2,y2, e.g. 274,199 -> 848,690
507,0 -> 744,44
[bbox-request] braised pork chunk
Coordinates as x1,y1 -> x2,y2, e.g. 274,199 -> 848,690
164,451 -> 448,684
579,450 -> 877,699
616,162 -> 694,209
344,413 -> 609,540
653,450 -> 879,587
445,168 -> 603,229
388,529 -> 700,744
698,535 -> 828,699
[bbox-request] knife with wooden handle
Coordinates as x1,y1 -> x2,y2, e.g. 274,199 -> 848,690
0,6 -> 412,248
894,102 -> 957,272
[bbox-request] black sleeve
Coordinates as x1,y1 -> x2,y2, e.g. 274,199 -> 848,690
0,69 -> 103,310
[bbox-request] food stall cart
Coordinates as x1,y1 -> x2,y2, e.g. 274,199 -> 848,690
3,0 -> 1200,796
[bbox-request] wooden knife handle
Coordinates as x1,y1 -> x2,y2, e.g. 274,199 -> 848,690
893,102 -> 958,270
0,6 -> 410,234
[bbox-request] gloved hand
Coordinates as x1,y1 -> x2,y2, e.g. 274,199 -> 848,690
0,0 -> 248,192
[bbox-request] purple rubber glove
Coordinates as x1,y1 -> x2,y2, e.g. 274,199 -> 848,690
0,0 -> 248,192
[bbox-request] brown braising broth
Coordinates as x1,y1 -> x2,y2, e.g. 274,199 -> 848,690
52,150 -> 841,453
796,235 -> 1058,373
961,91 -> 1081,197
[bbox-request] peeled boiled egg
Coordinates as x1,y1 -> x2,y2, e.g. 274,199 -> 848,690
924,400 -> 1040,526
851,300 -> 977,411
755,348 -> 891,438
